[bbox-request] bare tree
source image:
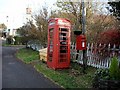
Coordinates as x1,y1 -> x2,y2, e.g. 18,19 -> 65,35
56,1 -> 119,43
34,5 -> 48,47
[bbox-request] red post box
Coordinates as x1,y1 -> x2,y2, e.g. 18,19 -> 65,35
47,18 -> 71,69
76,35 -> 86,50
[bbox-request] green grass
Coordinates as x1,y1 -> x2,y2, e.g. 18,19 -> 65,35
35,62 -> 96,89
16,48 -> 39,63
16,48 -> 97,89
2,43 -> 24,47
2,43 -> 12,46
35,63 -> 77,89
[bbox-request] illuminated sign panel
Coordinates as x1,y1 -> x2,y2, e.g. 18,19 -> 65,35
58,20 -> 71,26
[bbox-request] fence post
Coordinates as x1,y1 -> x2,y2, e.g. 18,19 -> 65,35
108,44 -> 110,52
118,45 -> 120,69
91,43 -> 93,54
119,45 -> 120,56
87,43 -> 89,56
87,43 -> 90,65
113,44 -> 116,57
70,42 -> 74,60
90,43 -> 93,66
70,42 -> 120,69
108,43 -> 111,68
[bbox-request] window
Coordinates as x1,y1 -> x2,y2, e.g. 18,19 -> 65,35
48,28 -> 54,62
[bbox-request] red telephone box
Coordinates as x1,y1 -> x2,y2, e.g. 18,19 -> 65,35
76,35 -> 86,50
47,18 -> 71,69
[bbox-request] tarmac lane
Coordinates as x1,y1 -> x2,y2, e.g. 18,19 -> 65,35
2,46 -> 61,89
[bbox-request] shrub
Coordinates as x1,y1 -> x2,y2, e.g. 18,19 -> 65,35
96,28 -> 120,58
98,28 -> 120,46
109,57 -> 120,80
92,69 -> 110,88
6,36 -> 13,44
14,36 -> 22,45
93,56 -> 120,88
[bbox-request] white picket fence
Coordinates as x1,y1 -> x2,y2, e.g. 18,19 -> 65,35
27,41 -> 120,69
71,43 -> 120,68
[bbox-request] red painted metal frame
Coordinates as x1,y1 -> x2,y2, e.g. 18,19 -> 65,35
47,18 -> 71,69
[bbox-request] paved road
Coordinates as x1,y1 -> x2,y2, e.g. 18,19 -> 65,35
2,46 -> 61,88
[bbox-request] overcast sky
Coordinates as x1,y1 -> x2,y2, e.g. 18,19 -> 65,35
0,0 -> 56,29
0,0 -> 109,29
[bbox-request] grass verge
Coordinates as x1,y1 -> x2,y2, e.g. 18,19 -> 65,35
16,48 -> 39,64
2,43 -> 13,46
2,43 -> 25,47
35,63 -> 96,89
16,48 -> 97,89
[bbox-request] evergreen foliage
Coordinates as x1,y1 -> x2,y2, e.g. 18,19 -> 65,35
109,57 -> 120,80
108,1 -> 120,20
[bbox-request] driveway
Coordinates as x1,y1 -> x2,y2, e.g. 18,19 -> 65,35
2,46 -> 61,88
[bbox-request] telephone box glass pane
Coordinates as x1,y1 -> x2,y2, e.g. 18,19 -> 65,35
59,28 -> 69,63
48,28 -> 54,62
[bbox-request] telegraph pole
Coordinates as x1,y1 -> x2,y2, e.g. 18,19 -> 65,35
82,0 -> 87,73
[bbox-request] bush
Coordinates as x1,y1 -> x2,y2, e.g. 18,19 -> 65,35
96,28 -> 120,58
98,28 -> 120,46
6,36 -> 13,44
14,36 -> 22,45
109,57 -> 120,80
92,69 -> 110,88
92,56 -> 120,88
